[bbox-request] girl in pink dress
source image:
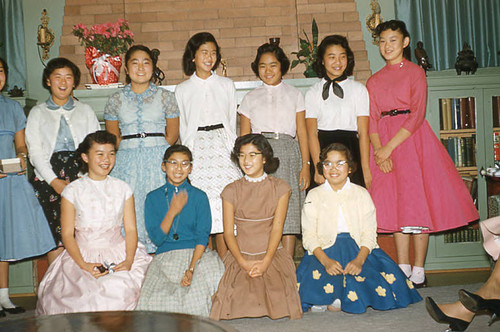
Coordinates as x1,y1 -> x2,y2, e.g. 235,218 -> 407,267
36,131 -> 151,315
367,20 -> 478,287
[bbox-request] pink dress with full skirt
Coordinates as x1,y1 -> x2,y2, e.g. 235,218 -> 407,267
367,59 -> 479,233
36,175 -> 152,315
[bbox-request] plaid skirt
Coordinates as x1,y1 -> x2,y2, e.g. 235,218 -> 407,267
268,135 -> 304,234
136,248 -> 224,317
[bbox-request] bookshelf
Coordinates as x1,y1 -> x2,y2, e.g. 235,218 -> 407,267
424,67 -> 500,270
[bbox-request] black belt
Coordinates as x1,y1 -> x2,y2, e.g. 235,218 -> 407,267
197,123 -> 224,131
381,109 -> 411,118
122,132 -> 164,140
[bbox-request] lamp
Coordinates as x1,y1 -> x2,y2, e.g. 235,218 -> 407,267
37,9 -> 55,65
366,0 -> 383,45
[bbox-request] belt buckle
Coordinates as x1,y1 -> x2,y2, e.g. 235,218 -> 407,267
389,109 -> 398,116
140,132 -> 146,138
273,132 -> 280,139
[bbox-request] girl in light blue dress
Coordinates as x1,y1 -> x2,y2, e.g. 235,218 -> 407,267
0,57 -> 55,317
105,45 -> 180,253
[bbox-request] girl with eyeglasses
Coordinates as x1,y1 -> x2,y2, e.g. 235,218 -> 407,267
210,134 -> 302,320
137,144 -> 224,316
296,143 -> 421,314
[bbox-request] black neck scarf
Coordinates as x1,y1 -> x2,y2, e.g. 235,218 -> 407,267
322,73 -> 347,100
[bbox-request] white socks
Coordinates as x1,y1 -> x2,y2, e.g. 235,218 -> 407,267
410,266 -> 425,284
0,288 -> 16,309
398,264 -> 412,278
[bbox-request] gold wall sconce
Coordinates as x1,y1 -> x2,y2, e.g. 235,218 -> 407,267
37,9 -> 55,64
366,0 -> 383,45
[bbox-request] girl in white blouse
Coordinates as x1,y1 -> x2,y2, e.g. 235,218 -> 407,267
175,32 -> 240,258
239,43 -> 310,257
26,58 -> 100,264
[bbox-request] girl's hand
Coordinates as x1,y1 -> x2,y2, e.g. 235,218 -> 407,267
299,165 -> 310,191
378,158 -> 393,173
323,257 -> 344,276
314,171 -> 325,185
374,145 -> 393,164
248,259 -> 271,278
81,262 -> 108,278
50,178 -> 69,195
238,258 -> 255,274
344,258 -> 364,275
169,191 -> 188,216
0,173 -> 6,179
181,269 -> 193,287
114,258 -> 134,272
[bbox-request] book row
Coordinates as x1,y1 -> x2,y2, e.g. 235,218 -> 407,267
441,135 -> 476,168
443,227 -> 481,244
439,97 -> 476,130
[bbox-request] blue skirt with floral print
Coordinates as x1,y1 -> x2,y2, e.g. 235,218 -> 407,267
296,233 -> 422,313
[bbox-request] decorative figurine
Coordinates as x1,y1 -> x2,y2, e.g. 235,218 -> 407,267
455,42 -> 478,75
414,41 -> 432,74
221,59 -> 227,77
151,48 -> 165,85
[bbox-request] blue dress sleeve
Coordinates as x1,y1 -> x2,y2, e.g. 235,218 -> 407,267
144,190 -> 169,247
161,89 -> 180,119
104,92 -> 122,121
12,101 -> 26,132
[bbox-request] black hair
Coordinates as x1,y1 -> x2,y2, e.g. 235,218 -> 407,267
42,57 -> 81,90
250,43 -> 290,77
375,20 -> 412,61
317,142 -> 356,176
0,57 -> 8,91
77,131 -> 117,174
163,144 -> 193,162
124,45 -> 157,84
182,32 -> 221,76
231,134 -> 279,174
313,35 -> 355,79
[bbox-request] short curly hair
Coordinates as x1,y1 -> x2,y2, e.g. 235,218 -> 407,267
231,134 -> 279,174
313,35 -> 355,79
316,142 -> 356,176
42,57 -> 81,90
182,32 -> 221,76
250,43 -> 290,77
76,131 -> 117,174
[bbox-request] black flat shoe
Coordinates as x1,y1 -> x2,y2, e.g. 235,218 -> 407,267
413,276 -> 428,289
425,297 -> 471,332
0,309 -> 5,318
2,306 -> 25,314
459,289 -> 500,326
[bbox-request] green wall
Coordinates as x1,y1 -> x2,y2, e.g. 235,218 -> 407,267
22,0 -> 64,102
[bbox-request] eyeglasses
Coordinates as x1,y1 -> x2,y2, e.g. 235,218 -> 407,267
237,152 -> 262,159
322,160 -> 348,170
164,160 -> 192,169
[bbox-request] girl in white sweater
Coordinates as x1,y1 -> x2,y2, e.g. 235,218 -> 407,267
296,143 -> 421,314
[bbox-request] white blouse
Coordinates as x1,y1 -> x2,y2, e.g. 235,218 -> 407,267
175,73 -> 237,149
305,78 -> 369,132
238,81 -> 305,137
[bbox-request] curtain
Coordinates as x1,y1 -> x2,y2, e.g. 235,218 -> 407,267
0,0 -> 26,91
395,0 -> 500,71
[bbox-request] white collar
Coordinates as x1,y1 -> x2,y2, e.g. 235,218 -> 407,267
244,172 -> 268,183
322,177 -> 351,192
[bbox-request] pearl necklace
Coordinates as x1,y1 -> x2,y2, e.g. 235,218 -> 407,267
244,173 -> 268,183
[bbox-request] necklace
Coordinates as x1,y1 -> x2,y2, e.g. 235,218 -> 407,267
244,172 -> 268,183
165,186 -> 181,240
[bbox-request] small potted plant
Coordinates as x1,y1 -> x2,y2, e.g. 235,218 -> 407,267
291,19 -> 318,78
72,19 -> 134,85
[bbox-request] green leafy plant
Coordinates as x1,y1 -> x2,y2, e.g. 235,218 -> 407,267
291,18 -> 318,77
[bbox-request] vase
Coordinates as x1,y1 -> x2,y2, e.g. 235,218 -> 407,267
85,47 -> 122,85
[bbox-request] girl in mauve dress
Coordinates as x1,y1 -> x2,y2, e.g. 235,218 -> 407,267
367,20 -> 478,287
210,134 -> 302,320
